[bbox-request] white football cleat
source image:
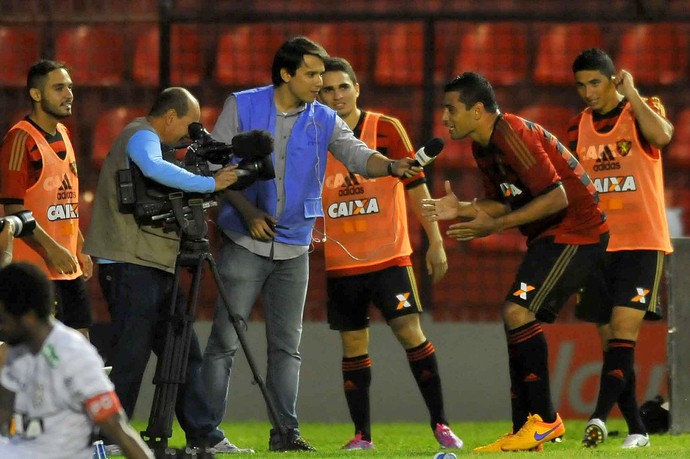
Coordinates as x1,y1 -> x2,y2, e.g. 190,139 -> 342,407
582,418 -> 607,448
621,433 -> 650,448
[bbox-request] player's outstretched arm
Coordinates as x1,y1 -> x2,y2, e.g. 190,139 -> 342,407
97,410 -> 154,459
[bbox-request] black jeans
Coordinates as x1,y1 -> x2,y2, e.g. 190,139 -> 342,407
98,262 -> 215,445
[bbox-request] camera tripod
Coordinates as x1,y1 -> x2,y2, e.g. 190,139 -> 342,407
140,235 -> 287,455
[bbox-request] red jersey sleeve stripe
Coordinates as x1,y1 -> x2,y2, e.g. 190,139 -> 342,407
496,120 -> 535,169
381,115 -> 414,153
10,130 -> 28,172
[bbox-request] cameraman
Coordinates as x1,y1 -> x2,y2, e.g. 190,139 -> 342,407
83,87 -> 238,454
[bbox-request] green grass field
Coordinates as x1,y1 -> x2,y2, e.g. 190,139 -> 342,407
116,419 -> 690,458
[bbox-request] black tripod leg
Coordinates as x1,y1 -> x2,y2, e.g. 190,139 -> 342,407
205,253 -> 289,438
142,254 -> 203,452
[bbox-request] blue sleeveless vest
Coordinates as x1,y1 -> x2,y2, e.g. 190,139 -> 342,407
217,85 -> 336,245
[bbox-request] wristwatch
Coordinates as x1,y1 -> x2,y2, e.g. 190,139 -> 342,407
387,161 -> 396,177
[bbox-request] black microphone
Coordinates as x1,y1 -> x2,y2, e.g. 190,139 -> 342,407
413,137 -> 444,166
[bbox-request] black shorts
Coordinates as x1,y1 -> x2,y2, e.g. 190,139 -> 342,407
505,233 -> 609,323
575,250 -> 665,323
53,277 -> 93,329
327,265 -> 422,331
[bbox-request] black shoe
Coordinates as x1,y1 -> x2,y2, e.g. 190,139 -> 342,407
269,428 -> 316,452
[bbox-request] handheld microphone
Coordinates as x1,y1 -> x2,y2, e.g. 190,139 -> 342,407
414,137 -> 444,166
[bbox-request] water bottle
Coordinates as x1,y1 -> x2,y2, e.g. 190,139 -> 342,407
93,440 -> 108,459
433,453 -> 457,459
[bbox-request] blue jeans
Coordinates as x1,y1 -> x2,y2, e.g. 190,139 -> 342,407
186,239 -> 309,442
98,263 -> 209,443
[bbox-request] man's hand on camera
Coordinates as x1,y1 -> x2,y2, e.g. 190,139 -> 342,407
213,164 -> 239,191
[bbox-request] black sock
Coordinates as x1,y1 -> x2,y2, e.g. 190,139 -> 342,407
508,321 -> 556,423
507,330 -> 529,433
406,340 -> 447,430
342,354 -> 372,441
592,339 -> 635,421
618,366 -> 647,434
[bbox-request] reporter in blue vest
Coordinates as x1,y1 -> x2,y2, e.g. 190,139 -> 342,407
184,36 -> 420,453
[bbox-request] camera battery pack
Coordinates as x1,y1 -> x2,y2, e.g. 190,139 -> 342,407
117,169 -> 136,205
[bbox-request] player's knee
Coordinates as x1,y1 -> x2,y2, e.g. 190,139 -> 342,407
341,330 -> 369,356
390,316 -> 424,347
502,302 -> 534,329
609,308 -> 645,340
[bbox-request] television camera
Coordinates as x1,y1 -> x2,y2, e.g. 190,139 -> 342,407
0,210 -> 36,238
117,122 -> 275,237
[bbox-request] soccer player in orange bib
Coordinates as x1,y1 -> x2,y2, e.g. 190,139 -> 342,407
569,48 -> 673,449
0,60 -> 92,339
318,57 -> 462,451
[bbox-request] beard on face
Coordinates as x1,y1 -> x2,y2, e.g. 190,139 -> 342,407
40,98 -> 72,120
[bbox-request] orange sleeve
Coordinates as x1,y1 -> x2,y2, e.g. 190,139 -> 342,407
0,128 -> 32,202
84,391 -> 123,424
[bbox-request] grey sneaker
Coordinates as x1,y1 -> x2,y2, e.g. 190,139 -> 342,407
104,443 -> 123,455
621,433 -> 650,448
582,418 -> 607,448
209,438 -> 255,454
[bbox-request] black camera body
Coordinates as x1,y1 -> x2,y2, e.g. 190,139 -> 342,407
186,122 -> 276,191
0,210 -> 36,238
117,123 -> 275,236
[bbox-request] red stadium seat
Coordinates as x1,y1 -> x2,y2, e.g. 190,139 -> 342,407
133,25 -> 205,86
374,22 -> 445,86
92,106 -> 147,169
667,108 -> 690,167
0,26 -> 42,86
214,24 -> 286,87
303,23 -> 370,81
55,26 -> 126,86
615,24 -> 687,85
200,106 -> 221,133
454,22 -> 528,86
517,104 -> 575,144
533,23 -> 604,85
